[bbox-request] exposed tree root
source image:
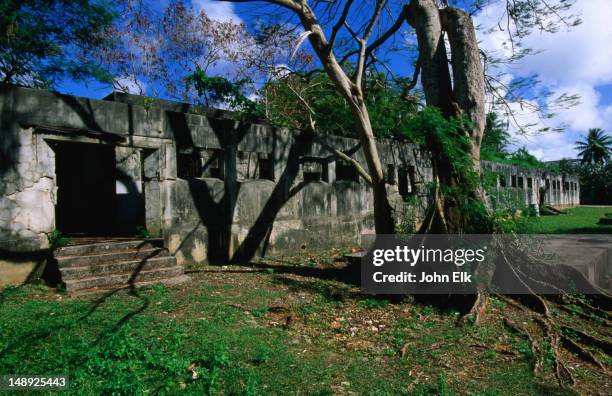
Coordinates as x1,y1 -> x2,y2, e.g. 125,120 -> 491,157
479,242 -> 611,389
560,325 -> 612,355
558,303 -> 612,328
562,294 -> 612,320
503,317 -> 545,374
556,301 -> 612,328
498,290 -> 610,389
502,299 -> 574,386
560,334 -> 605,370
462,288 -> 488,325
535,315 -> 576,387
496,294 -> 528,312
415,210 -> 610,391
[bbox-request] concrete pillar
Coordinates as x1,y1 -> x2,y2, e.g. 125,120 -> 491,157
143,149 -> 162,236
115,146 -> 144,235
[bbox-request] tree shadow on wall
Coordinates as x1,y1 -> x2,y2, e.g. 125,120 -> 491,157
44,91 -> 314,268
167,112 -> 321,265
5,88 -> 367,284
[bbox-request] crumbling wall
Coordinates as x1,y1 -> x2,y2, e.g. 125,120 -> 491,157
0,85 -> 581,277
0,127 -> 56,251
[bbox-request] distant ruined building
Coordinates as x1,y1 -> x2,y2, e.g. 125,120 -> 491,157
0,85 -> 580,289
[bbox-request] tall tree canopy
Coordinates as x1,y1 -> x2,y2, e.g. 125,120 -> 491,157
261,70 -> 420,138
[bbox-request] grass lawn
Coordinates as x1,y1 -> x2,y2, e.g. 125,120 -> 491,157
522,206 -> 612,234
1,250 -> 609,395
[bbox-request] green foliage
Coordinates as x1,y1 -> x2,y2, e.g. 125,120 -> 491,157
142,96 -> 155,110
0,267 -> 594,395
579,162 -> 611,205
481,170 -> 533,232
401,108 -> 558,233
404,107 -> 475,182
521,206 -> 612,234
481,112 -> 551,170
0,0 -> 116,87
359,297 -> 390,309
81,322 -> 190,394
404,107 -> 494,232
517,340 -> 535,363
491,209 -> 531,234
481,112 -> 511,160
411,375 -> 454,396
262,71 -> 419,138
135,225 -> 152,239
485,145 -> 547,169
251,305 -> 269,318
396,195 -> 420,234
508,147 -> 544,167
187,68 -> 259,114
47,229 -> 71,250
575,128 -> 611,165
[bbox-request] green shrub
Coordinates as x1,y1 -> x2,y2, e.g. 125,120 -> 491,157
47,230 -> 71,250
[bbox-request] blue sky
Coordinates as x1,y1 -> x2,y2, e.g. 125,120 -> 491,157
58,0 -> 612,161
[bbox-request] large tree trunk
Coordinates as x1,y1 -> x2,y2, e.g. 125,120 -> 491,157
445,7 -> 486,165
407,1 -> 612,327
298,7 -> 396,234
407,0 -> 488,233
351,101 -> 395,234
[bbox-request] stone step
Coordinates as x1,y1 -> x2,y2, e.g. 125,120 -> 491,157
59,256 -> 177,280
63,266 -> 185,292
54,239 -> 164,258
57,248 -> 169,268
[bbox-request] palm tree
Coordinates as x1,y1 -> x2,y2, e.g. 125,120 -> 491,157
575,128 -> 612,164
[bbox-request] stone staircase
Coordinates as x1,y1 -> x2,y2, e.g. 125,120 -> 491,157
53,238 -> 189,293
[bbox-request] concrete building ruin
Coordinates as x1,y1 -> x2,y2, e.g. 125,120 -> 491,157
0,84 -> 580,288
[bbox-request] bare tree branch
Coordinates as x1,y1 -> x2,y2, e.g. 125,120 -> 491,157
338,4 -> 408,69
220,0 -> 300,12
284,74 -> 373,185
328,0 -> 355,48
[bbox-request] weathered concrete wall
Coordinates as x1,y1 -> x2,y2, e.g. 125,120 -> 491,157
0,126 -> 56,251
0,84 -> 581,284
481,161 -> 580,210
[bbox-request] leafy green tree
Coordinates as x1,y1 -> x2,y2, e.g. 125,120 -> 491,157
550,158 -> 612,205
508,147 -> 543,168
575,128 -> 612,165
578,162 -> 612,205
481,112 -> 511,160
187,68 -> 257,113
0,0 -> 116,87
261,71 -> 419,139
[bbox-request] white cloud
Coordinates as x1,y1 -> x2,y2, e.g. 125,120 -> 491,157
551,84 -> 602,131
475,0 -> 612,160
192,0 -> 243,24
518,1 -> 612,86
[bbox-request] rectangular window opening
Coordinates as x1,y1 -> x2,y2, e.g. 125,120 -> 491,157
258,153 -> 274,180
336,161 -> 359,183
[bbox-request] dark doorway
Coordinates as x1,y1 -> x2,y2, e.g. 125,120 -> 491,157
54,142 -> 117,236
